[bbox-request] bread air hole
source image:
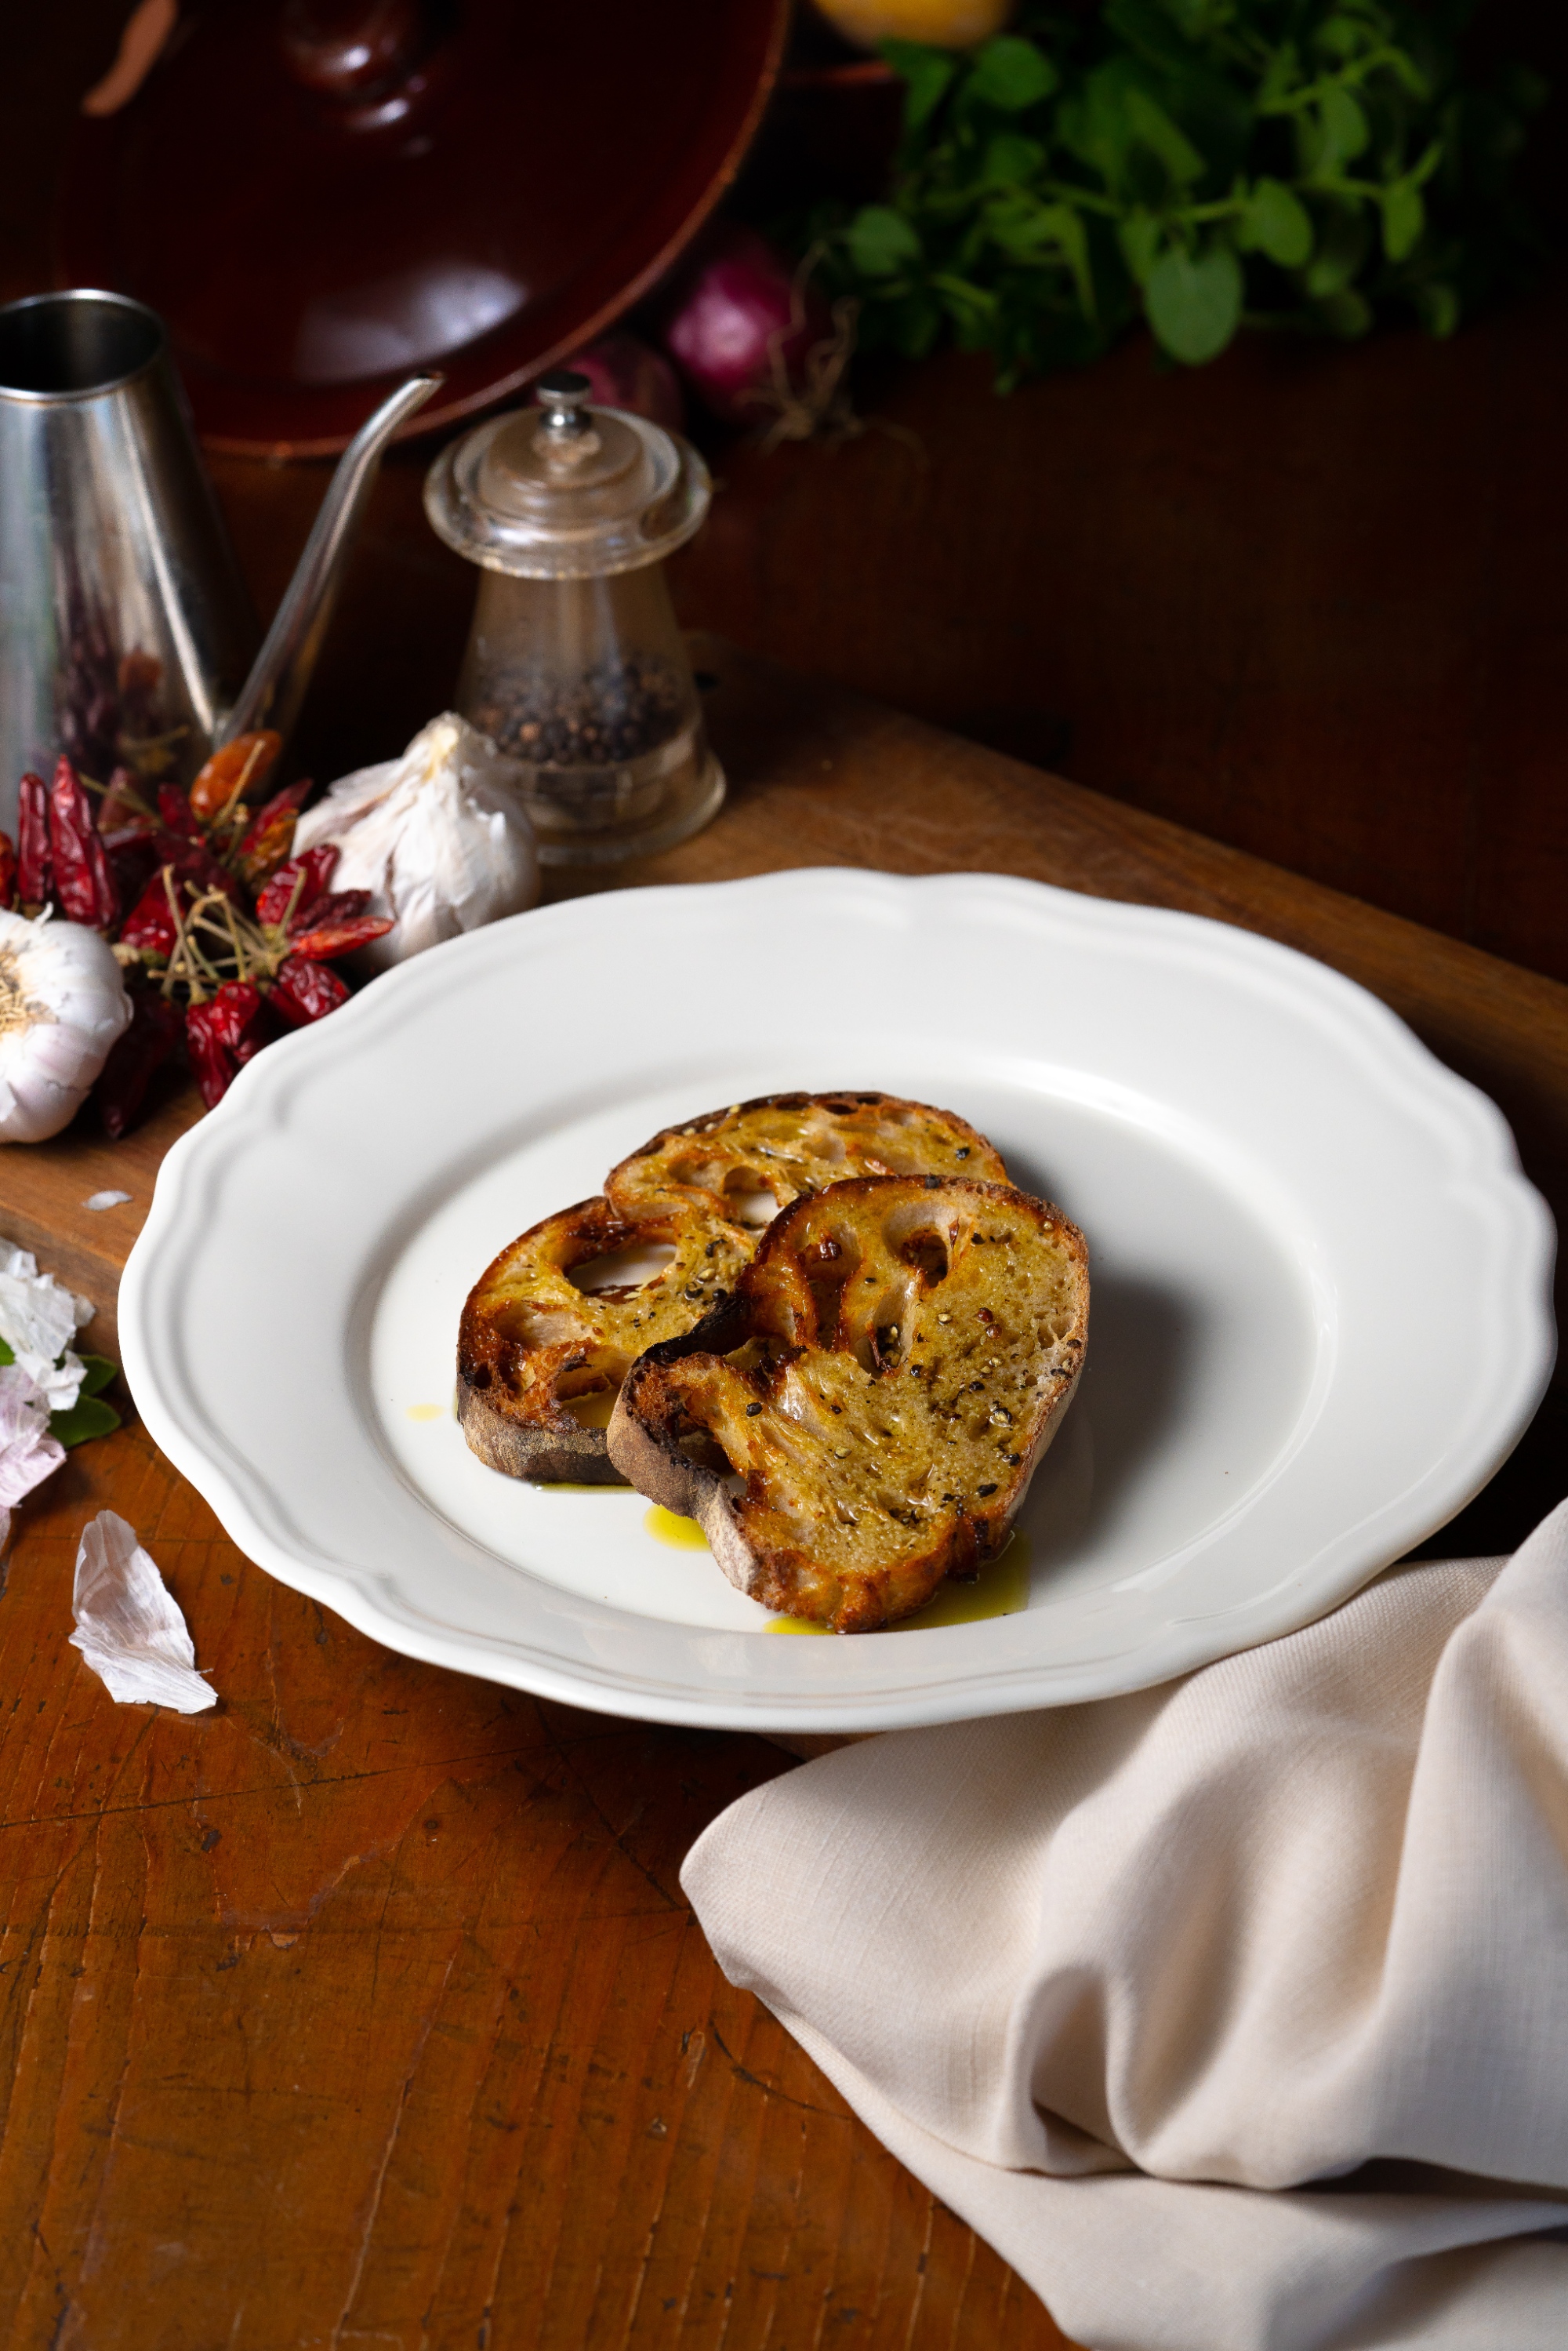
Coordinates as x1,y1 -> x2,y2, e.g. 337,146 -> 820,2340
677,1428 -> 736,1481
568,1240 -> 677,1294
721,1168 -> 782,1227
554,1359 -> 625,1428
898,1229 -> 950,1288
667,1153 -> 724,1193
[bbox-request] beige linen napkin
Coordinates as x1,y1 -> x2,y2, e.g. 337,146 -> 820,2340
684,1499 -> 1568,2350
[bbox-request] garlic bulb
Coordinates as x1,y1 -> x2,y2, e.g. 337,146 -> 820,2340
0,911 -> 132,1144
293,714 -> 539,973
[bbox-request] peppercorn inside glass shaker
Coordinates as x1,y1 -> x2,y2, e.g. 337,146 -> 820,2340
424,372 -> 723,864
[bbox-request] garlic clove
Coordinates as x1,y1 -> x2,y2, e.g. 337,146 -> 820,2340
295,713 -> 539,973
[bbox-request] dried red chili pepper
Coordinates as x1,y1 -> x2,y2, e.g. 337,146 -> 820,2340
0,832 -> 15,912
93,990 -> 184,1140
205,979 -> 274,1063
48,757 -> 119,929
16,772 -> 51,907
291,888 -> 372,932
152,826 -> 241,903
256,845 -> 338,928
100,766 -> 154,838
106,834 -> 157,918
288,913 -> 393,962
189,730 -> 281,822
184,1000 -> 235,1109
235,780 -> 310,885
157,783 -> 203,840
120,870 -> 183,957
269,956 -> 348,1027
187,979 -> 278,1108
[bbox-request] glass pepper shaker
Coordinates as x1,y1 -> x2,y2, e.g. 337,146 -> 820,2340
423,371 -> 724,864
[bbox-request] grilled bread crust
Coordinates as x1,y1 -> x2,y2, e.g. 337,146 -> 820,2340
608,1176 -> 1089,1631
457,1093 -> 1006,1483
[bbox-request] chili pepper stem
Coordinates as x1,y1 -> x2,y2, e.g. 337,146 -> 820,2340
220,893 -> 250,983
79,771 -> 159,826
160,865 -> 205,1005
214,738 -> 270,833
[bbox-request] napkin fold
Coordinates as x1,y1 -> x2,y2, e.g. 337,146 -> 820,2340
684,1500 -> 1568,2351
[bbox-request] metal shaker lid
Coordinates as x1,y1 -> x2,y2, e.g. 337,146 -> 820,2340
424,371 -> 710,580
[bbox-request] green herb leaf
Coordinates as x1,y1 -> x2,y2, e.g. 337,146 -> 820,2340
881,41 -> 956,136
1123,85 -> 1207,187
1117,209 -> 1163,287
1104,0 -> 1202,74
982,132 -> 1047,187
1314,285 -> 1374,338
1313,85 -> 1370,173
1414,278 -> 1460,336
847,205 -> 923,279
1239,176 -> 1314,267
823,0 -> 1544,390
0,1337 -> 12,1367
980,198 -> 1095,313
931,272 -> 998,323
49,1394 -> 122,1450
1303,204 -> 1371,297
1314,15 -> 1370,63
968,37 -> 1058,115
1257,42 -> 1301,113
1381,178 -> 1425,261
1145,241 -> 1244,363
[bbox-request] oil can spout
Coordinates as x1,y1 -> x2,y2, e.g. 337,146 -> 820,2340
220,371 -> 442,747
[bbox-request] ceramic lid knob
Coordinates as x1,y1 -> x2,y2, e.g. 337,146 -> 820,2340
278,0 -> 425,100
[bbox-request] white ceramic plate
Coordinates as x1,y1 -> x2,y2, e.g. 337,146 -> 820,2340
121,870 -> 1555,1730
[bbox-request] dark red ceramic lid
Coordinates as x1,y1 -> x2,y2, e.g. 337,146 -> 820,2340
56,0 -> 788,456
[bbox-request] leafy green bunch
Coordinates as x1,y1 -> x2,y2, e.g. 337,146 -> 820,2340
811,0 -> 1545,381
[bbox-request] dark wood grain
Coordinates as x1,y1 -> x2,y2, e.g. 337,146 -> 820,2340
666,279 -> 1568,990
2,1419 -> 1068,2350
6,636 -> 1563,2347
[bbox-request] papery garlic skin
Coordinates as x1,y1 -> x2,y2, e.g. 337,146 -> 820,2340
294,714 -> 539,972
71,1510 -> 216,1713
0,1362 -> 66,1555
0,1243 -> 94,1412
0,912 -> 132,1145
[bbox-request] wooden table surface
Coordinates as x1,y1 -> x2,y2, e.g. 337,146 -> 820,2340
1,639 -> 1564,2351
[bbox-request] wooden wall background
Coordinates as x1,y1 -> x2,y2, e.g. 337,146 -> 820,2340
5,2 -> 1564,994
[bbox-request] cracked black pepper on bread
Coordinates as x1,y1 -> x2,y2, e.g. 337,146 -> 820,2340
456,1093 -> 1007,1484
607,1175 -> 1090,1630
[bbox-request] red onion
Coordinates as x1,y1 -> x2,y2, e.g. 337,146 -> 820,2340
652,224 -> 833,427
563,331 -> 684,432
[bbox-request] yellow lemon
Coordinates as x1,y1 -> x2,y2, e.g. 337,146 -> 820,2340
812,0 -> 1014,50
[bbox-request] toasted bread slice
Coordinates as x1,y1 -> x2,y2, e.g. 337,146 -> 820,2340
457,1093 -> 1006,1483
608,1176 -> 1089,1630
